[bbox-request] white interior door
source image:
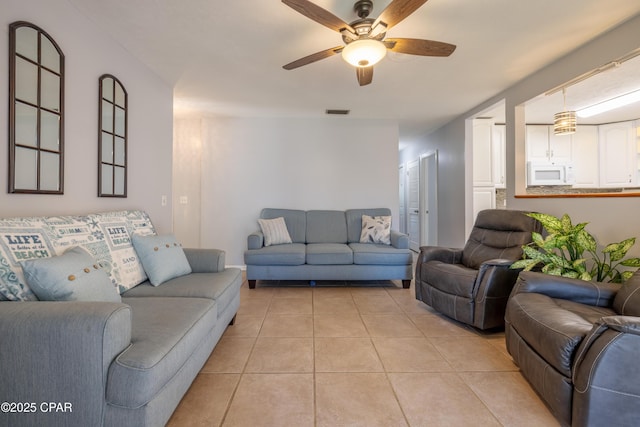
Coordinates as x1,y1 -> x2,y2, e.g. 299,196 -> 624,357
420,152 -> 438,246
407,159 -> 420,251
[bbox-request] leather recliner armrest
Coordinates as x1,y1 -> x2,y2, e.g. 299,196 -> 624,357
571,315 -> 640,426
417,246 -> 463,265
511,271 -> 620,307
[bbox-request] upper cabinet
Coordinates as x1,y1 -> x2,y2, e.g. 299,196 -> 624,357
570,126 -> 599,188
599,122 -> 637,188
526,125 -> 572,164
472,119 -> 495,187
492,125 -> 506,188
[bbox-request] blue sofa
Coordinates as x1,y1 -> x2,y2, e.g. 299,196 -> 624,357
0,211 -> 242,427
244,208 -> 413,288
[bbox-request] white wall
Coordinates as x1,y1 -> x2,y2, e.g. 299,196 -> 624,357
0,0 -> 174,232
173,116 -> 399,266
401,13 -> 640,256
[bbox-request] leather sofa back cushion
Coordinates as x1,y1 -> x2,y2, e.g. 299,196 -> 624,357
260,208 -> 306,243
613,272 -> 640,315
461,209 -> 541,269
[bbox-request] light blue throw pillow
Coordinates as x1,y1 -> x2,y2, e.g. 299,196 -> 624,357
131,234 -> 192,286
20,246 -> 121,302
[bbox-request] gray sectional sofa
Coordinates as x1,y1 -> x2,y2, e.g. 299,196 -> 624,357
0,211 -> 242,427
244,208 -> 413,288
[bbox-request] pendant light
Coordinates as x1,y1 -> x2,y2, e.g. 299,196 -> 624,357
553,88 -> 577,135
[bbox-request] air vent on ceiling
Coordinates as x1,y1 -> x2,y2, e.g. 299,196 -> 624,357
326,109 -> 350,115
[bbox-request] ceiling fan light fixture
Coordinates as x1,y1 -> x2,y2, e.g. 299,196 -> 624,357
341,39 -> 387,67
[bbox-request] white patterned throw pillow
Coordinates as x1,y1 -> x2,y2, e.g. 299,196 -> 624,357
359,215 -> 392,245
258,217 -> 292,247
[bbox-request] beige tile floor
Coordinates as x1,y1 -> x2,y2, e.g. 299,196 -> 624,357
167,278 -> 560,427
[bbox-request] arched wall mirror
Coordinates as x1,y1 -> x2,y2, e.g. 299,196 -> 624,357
98,74 -> 127,197
516,48 -> 640,198
8,21 -> 64,194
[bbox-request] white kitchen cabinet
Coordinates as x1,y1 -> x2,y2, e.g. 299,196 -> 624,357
526,125 -> 572,164
493,124 -> 506,188
473,119 -> 494,186
599,122 -> 636,188
473,187 -> 496,222
570,126 -> 599,188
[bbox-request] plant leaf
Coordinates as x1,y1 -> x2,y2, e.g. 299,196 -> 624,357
621,258 -> 640,267
621,270 -> 636,282
528,213 -> 563,233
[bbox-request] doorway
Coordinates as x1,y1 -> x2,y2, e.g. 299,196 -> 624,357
405,152 -> 438,252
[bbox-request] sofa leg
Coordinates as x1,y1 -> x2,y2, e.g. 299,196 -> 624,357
229,314 -> 237,326
248,280 -> 256,289
402,280 -> 411,289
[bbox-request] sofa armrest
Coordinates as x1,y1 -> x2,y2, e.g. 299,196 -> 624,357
511,271 -> 620,307
247,231 -> 264,250
0,301 -> 131,426
571,315 -> 640,426
390,230 -> 409,249
184,248 -> 226,273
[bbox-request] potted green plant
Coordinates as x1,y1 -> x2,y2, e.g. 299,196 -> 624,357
511,212 -> 640,283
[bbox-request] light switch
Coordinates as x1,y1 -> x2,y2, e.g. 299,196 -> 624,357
161,195 -> 167,206
179,196 -> 188,205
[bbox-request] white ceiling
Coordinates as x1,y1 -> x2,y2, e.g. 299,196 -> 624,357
66,0 -> 640,140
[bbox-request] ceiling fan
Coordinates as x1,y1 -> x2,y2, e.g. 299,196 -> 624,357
282,0 -> 456,86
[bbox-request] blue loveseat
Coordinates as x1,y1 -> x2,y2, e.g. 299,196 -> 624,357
244,208 -> 413,288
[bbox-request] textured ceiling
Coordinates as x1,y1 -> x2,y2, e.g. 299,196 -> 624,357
67,0 -> 640,140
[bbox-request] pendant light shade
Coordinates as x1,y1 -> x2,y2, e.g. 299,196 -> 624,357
554,89 -> 576,135
554,110 -> 577,135
342,39 -> 387,68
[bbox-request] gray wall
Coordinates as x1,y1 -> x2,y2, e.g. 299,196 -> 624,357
173,116 -> 400,266
401,14 -> 640,256
0,0 -> 174,233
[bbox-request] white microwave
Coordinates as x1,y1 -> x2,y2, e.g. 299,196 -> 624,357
527,162 -> 574,186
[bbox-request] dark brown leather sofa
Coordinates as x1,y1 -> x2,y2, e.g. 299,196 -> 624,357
505,270 -> 640,426
415,209 -> 542,330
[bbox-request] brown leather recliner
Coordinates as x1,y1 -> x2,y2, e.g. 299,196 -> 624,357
506,270 -> 640,427
415,209 -> 542,330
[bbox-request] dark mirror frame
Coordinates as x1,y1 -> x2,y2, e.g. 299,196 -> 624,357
98,74 -> 128,197
8,21 -> 65,194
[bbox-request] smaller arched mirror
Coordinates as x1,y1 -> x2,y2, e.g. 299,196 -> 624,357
9,21 -> 64,194
98,74 -> 127,197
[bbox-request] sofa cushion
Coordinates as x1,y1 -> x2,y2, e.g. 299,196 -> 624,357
346,208 -> 392,243
461,209 -> 539,269
244,243 -> 306,266
306,243 -> 353,265
421,261 -> 478,297
20,246 -> 121,302
260,209 -> 306,243
507,292 -> 603,377
359,215 -> 391,245
258,217 -> 292,246
349,243 -> 413,266
106,297 -> 217,409
306,211 -> 347,244
122,269 -> 242,319
0,210 -> 156,301
132,234 -> 192,286
613,273 -> 640,316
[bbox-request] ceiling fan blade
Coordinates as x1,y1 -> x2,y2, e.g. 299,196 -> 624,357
356,66 -> 373,86
373,0 -> 429,31
283,46 -> 344,70
386,38 -> 456,57
282,0 -> 355,34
